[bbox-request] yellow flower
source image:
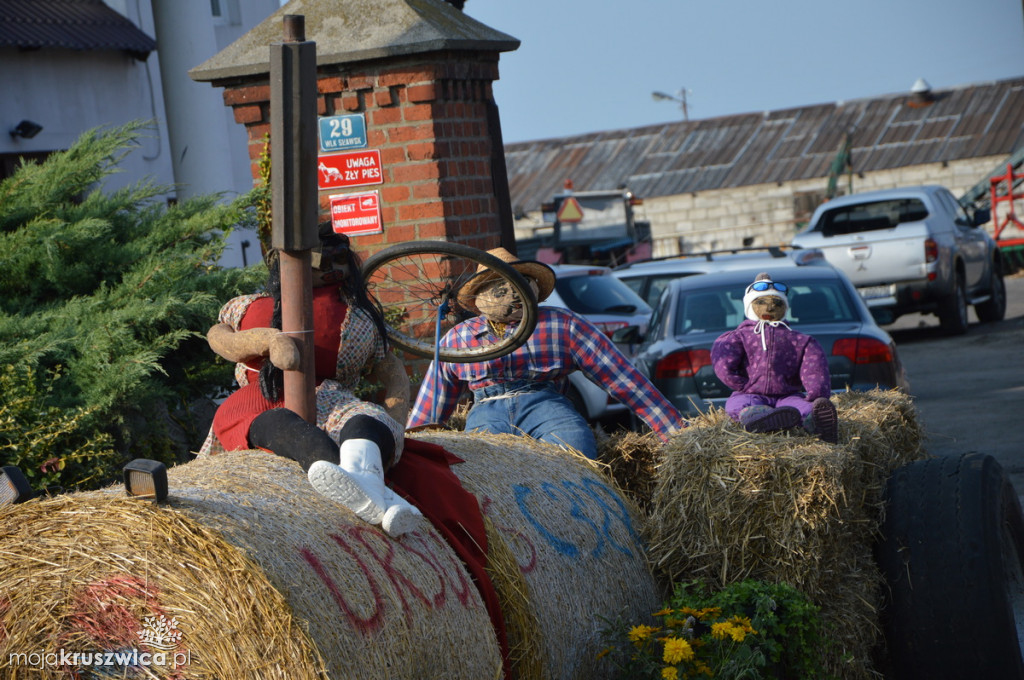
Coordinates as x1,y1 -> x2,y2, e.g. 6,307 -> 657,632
661,666 -> 679,680
653,607 -> 674,617
729,627 -> 747,643
628,624 -> 659,644
595,647 -> 612,660
711,622 -> 732,640
662,637 -> 695,664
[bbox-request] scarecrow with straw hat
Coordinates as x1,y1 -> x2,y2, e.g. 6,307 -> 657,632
711,272 -> 838,442
407,247 -> 687,458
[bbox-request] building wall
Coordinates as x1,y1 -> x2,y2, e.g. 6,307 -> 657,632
0,45 -> 175,192
513,156 -> 1003,259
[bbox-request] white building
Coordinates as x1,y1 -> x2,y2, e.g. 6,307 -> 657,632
0,0 -> 285,267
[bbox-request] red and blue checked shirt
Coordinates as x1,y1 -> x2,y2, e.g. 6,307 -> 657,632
406,306 -> 685,437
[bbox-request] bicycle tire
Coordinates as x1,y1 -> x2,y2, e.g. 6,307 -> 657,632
361,241 -> 539,362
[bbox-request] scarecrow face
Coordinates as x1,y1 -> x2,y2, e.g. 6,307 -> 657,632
476,277 -> 540,322
751,295 -> 787,322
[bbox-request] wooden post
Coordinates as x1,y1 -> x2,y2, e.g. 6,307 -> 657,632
270,14 -> 317,423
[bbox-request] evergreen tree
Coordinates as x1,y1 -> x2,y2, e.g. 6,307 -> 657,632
0,121 -> 266,492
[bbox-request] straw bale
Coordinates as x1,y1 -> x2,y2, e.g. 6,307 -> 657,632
0,492 -> 327,679
641,389 -> 927,680
0,451 -> 503,680
595,429 -> 664,513
411,431 -> 662,680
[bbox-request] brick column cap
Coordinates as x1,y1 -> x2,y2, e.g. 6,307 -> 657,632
189,0 -> 519,83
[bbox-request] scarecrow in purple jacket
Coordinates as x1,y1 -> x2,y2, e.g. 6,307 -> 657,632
710,272 -> 839,443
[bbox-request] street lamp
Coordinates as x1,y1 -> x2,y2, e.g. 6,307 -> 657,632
652,88 -> 690,121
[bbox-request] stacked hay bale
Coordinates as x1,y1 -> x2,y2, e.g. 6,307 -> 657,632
631,389 -> 926,680
0,452 -> 502,679
411,431 -> 663,680
0,434 -> 661,680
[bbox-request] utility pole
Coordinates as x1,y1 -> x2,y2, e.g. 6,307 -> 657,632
270,14 -> 317,423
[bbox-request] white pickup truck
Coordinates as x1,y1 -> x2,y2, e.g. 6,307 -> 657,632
791,185 -> 1007,333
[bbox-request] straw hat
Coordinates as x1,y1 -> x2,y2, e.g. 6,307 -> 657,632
458,247 -> 555,311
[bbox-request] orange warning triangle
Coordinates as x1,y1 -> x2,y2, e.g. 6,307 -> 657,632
556,196 -> 584,223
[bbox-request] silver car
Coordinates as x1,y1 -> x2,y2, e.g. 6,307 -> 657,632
541,264 -> 653,420
613,246 -> 827,308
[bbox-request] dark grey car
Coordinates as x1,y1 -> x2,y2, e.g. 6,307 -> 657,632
620,266 -> 910,417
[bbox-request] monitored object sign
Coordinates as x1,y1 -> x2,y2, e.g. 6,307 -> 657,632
318,113 -> 367,152
329,190 -> 383,236
317,149 -> 383,190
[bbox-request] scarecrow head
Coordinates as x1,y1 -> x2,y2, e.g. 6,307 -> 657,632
743,272 -> 789,322
458,248 -> 555,323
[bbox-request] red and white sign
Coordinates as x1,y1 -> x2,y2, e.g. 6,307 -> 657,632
556,195 -> 584,223
329,191 -> 383,236
317,149 -> 383,190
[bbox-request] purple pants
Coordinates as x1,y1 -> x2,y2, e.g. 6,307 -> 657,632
725,392 -> 813,421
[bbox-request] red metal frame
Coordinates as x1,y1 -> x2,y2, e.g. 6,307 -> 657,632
990,163 -> 1024,248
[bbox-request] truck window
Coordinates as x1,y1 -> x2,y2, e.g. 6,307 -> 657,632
817,198 -> 928,236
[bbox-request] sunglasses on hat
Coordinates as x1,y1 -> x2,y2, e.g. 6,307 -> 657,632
747,280 -> 788,293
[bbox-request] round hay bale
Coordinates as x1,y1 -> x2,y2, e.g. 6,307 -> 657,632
0,451 -> 503,680
642,389 -> 927,680
411,431 -> 662,680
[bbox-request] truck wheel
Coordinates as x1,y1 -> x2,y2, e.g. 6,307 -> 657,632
876,453 -> 1024,679
938,272 -> 968,334
975,268 -> 1007,323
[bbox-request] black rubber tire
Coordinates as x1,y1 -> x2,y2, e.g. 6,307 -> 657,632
876,453 -> 1024,679
361,241 -> 538,362
975,266 -> 1007,323
938,271 -> 969,335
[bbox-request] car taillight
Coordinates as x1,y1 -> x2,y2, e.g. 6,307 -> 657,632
832,337 -> 893,364
654,349 -> 711,378
593,320 -> 628,337
924,238 -> 938,264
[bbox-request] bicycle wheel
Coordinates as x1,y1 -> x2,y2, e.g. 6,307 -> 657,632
361,241 -> 539,362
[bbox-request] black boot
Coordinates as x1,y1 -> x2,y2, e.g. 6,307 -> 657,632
740,406 -> 802,433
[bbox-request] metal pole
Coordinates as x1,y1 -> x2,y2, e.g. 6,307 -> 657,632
270,14 -> 317,423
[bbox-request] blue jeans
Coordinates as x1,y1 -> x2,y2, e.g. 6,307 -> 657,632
466,380 -> 598,459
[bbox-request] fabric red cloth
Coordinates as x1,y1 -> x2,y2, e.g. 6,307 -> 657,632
386,438 -> 511,678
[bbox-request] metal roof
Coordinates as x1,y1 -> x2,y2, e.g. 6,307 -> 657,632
0,0 -> 156,60
504,77 -> 1024,214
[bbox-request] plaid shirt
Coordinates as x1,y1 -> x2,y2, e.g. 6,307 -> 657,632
407,307 -> 685,436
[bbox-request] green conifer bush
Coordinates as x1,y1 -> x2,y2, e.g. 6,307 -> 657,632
0,122 -> 265,493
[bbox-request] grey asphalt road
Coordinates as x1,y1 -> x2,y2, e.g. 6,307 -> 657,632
886,271 -> 1024,493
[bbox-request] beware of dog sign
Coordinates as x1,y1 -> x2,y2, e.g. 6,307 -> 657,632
317,149 -> 383,190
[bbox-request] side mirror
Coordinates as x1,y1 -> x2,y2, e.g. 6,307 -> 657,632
972,207 -> 991,227
612,325 -> 643,344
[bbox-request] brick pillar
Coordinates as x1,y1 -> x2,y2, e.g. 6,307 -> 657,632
220,52 -> 512,258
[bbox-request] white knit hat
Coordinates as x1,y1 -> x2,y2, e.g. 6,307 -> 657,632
743,274 -> 789,321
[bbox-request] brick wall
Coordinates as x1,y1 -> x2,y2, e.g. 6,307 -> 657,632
220,53 -> 508,258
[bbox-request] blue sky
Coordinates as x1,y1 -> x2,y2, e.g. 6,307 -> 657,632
464,0 -> 1024,144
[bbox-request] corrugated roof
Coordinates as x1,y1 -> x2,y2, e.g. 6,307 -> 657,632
0,0 -> 156,60
504,77 -> 1024,213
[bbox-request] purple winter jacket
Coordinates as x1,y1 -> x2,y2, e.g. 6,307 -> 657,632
711,320 -> 831,401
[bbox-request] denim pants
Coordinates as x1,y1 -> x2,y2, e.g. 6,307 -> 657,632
466,380 -> 598,459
